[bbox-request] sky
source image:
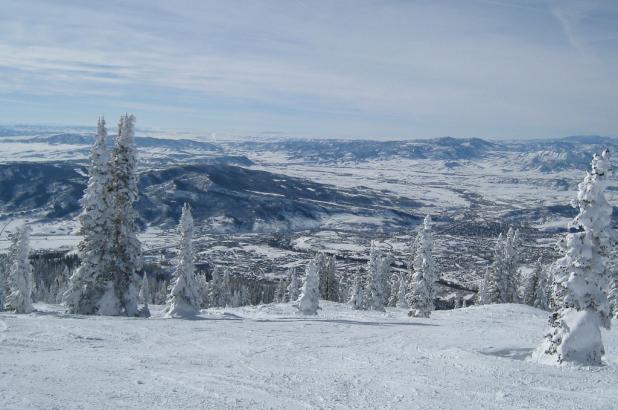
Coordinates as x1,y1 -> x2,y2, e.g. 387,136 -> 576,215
0,0 -> 617,140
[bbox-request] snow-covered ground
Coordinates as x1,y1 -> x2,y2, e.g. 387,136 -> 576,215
1,302 -> 617,409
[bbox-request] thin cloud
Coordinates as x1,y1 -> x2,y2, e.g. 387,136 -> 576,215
0,0 -> 616,139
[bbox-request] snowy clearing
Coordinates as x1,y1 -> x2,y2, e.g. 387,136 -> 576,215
1,302 -> 617,409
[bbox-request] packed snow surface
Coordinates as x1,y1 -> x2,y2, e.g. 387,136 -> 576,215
1,302 -> 618,409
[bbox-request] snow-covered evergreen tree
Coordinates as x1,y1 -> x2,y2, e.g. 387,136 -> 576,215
166,204 -> 201,317
503,228 -> 521,303
407,215 -> 436,318
380,252 -> 393,305
483,235 -> 504,304
195,273 -> 209,308
366,241 -> 385,311
207,266 -> 225,307
477,267 -> 490,305
155,281 -> 168,305
64,117 -> 113,314
139,274 -> 151,318
349,267 -> 366,310
298,257 -> 320,315
396,273 -> 409,309
5,226 -> 33,314
286,266 -> 301,302
318,253 -> 339,302
221,269 -> 232,307
609,277 -> 618,318
0,238 -> 14,311
387,272 -> 400,307
107,114 -> 142,316
608,251 -> 618,318
524,259 -> 543,307
274,278 -> 288,303
0,263 -> 5,312
534,150 -> 613,366
533,265 -> 550,311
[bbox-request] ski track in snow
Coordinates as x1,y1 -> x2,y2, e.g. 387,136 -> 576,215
1,302 -> 618,409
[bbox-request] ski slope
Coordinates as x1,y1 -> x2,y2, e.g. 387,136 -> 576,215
1,302 -> 617,409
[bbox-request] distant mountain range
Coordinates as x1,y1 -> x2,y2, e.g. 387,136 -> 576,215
1,125 -> 616,172
226,135 -> 618,172
0,161 -> 420,232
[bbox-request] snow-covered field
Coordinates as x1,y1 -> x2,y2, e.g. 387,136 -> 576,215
1,302 -> 617,409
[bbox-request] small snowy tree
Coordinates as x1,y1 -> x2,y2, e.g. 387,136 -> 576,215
395,273 -> 409,309
286,266 -> 301,302
5,226 -> 33,314
139,274 -> 151,318
608,251 -> 618,318
407,215 -> 436,318
380,252 -> 393,305
533,265 -> 550,311
483,235 -> 505,304
349,267 -> 366,310
366,241 -> 386,311
0,264 -> 5,312
609,277 -> 618,318
477,267 -> 490,305
64,117 -> 113,314
534,150 -> 613,366
298,257 -> 320,315
274,278 -> 288,303
0,237 -> 16,311
166,204 -> 201,317
387,273 -> 400,307
207,266 -> 225,307
221,269 -> 232,307
503,228 -> 521,303
317,252 -> 339,302
195,273 -> 209,308
524,259 -> 543,307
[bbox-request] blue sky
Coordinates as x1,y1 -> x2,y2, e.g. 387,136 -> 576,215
0,0 -> 617,139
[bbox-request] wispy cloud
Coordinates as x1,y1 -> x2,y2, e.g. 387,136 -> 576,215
0,0 -> 617,139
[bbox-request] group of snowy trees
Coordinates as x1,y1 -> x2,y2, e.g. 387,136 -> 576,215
284,215 -> 438,318
477,228 -> 551,311
474,150 -> 618,366
63,115 -> 143,316
350,241 -> 397,311
350,216 -> 438,318
480,228 -> 521,304
159,213 -> 439,318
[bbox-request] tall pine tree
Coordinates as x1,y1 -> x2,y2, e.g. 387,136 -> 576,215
108,114 -> 142,316
64,117 -> 113,314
